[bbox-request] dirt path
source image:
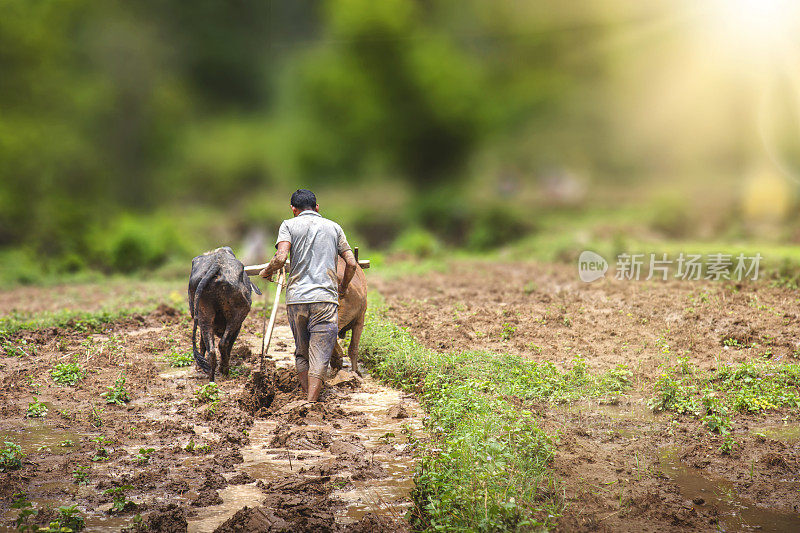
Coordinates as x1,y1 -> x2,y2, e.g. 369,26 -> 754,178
0,304 -> 419,532
192,324 -> 420,532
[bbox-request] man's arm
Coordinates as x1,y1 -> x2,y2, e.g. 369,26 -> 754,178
259,241 -> 290,281
338,249 -> 357,296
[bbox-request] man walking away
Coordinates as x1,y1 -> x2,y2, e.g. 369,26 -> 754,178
259,189 -> 358,402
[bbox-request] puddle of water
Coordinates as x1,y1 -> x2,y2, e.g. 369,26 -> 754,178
338,461 -> 415,521
83,514 -> 136,533
750,423 -> 800,443
0,421 -> 84,455
187,484 -> 265,533
659,447 -> 800,532
159,366 -> 190,379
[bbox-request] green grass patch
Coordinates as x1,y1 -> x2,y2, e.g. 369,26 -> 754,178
165,350 -> 194,367
650,358 -> 800,436
50,361 -> 86,386
0,281 -> 186,337
360,298 -> 631,531
1,336 -> 35,357
0,308 -> 142,337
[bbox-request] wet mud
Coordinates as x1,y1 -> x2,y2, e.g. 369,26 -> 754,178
0,305 -> 419,532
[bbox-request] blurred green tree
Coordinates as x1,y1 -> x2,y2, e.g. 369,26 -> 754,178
284,0 -> 489,190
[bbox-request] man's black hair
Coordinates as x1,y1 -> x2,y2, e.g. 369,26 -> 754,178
290,189 -> 317,210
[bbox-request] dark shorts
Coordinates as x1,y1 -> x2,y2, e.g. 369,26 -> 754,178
286,302 -> 338,379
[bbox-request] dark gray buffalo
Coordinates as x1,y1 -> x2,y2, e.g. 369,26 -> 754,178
188,247 -> 261,381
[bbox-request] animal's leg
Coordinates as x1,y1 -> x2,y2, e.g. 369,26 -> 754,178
218,322 -> 242,377
348,316 -> 364,377
329,341 -> 344,378
201,321 -> 216,382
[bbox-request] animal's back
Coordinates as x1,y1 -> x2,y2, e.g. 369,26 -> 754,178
336,257 -> 367,334
190,248 -> 253,311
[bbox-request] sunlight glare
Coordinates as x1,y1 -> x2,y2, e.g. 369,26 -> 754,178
703,0 -> 800,61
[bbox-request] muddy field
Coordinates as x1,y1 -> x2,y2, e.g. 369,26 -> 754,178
4,260 -> 800,532
375,261 -> 800,532
0,300 -> 419,532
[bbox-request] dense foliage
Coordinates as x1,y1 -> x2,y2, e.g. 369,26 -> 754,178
0,0 -> 610,273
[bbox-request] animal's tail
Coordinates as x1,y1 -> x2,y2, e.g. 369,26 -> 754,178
192,264 -> 218,374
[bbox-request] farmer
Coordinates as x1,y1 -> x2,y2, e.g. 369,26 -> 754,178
258,189 -> 358,402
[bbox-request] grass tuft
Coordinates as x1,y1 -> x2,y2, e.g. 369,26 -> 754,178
50,361 -> 86,386
165,350 -> 193,367
649,358 -> 800,436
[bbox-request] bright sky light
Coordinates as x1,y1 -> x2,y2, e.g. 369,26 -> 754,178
702,0 -> 800,62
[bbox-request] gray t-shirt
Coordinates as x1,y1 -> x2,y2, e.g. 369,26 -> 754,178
276,210 -> 351,305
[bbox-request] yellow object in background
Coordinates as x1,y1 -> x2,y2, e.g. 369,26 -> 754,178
741,166 -> 792,225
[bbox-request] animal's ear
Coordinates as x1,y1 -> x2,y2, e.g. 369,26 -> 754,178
251,280 -> 262,295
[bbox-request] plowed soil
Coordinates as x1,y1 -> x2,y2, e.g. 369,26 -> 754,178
375,261 -> 800,532
0,297 -> 418,532
4,260 -> 800,532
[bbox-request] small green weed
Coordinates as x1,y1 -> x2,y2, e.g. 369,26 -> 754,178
723,337 -> 745,348
523,281 -> 537,295
50,361 -> 86,386
101,375 -> 130,405
650,358 -> 800,437
26,398 -> 48,418
91,435 -> 111,462
49,504 -> 85,532
73,465 -> 90,484
88,404 -> 104,427
12,493 -> 38,532
1,337 -> 34,357
720,434 -> 736,455
135,447 -> 155,464
104,485 -> 135,513
195,382 -> 221,404
229,364 -> 248,377
499,323 -> 516,341
184,438 -> 211,455
165,350 -> 193,367
1,441 -> 23,472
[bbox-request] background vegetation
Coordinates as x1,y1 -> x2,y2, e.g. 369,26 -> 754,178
2,0 -> 799,283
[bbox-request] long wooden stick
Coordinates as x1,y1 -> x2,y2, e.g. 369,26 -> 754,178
245,260 -> 368,275
260,268 -> 285,373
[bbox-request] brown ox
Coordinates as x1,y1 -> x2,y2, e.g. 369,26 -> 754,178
330,256 -> 367,377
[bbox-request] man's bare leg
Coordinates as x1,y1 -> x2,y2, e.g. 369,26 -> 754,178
307,376 -> 323,402
298,370 -> 309,394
